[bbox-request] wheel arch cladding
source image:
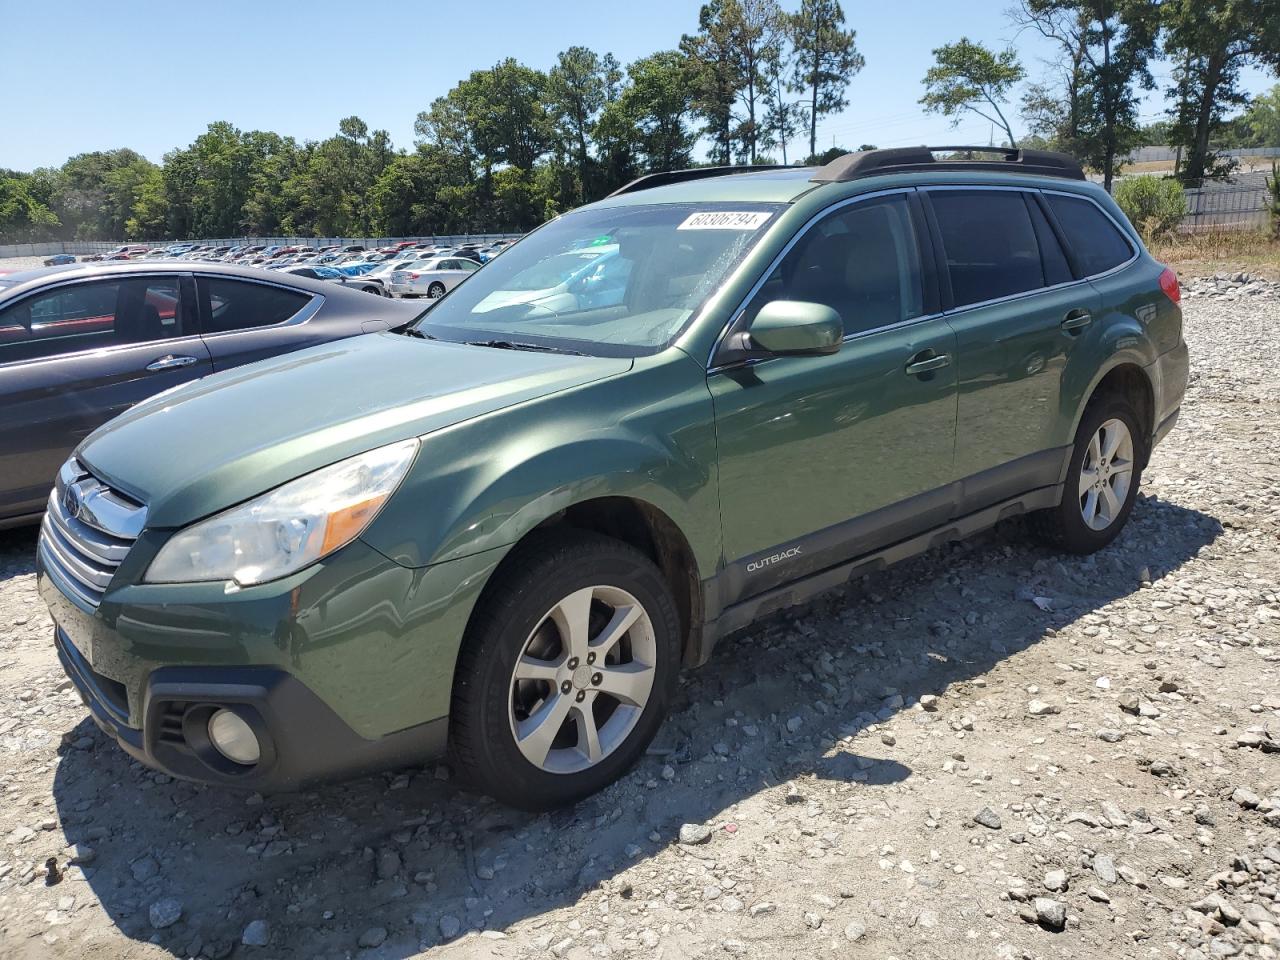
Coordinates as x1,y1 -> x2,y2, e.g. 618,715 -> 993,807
531,496 -> 705,668
1079,362 -> 1156,463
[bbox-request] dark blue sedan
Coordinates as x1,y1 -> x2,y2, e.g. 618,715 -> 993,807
43,254 -> 76,266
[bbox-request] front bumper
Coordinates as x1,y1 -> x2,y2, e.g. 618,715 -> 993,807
56,626 -> 447,790
39,536 -> 502,790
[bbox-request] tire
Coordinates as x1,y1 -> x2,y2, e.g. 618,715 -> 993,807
1029,395 -> 1145,554
449,530 -> 680,810
361,285 -> 381,296
427,282 -> 446,298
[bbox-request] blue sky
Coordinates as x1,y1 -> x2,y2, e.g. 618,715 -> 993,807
2,0 -> 1275,171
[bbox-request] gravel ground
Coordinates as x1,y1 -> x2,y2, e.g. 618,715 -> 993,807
1,275 -> 1278,960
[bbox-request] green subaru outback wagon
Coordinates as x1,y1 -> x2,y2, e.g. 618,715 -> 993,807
38,147 -> 1188,809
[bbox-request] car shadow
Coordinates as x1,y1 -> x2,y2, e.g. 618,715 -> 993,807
47,492 -> 1221,957
0,524 -> 38,583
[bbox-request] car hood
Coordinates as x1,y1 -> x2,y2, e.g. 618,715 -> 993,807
78,332 -> 631,528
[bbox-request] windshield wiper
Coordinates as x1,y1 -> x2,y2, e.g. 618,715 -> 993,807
465,339 -> 583,356
394,324 -> 435,340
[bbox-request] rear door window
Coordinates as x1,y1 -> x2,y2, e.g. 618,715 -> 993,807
928,190 -> 1048,308
1044,194 -> 1135,277
198,277 -> 311,334
0,277 -> 186,363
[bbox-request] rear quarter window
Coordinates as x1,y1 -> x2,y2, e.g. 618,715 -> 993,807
200,278 -> 311,334
1045,194 -> 1135,277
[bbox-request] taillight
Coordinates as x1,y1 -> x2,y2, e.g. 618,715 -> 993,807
1158,266 -> 1180,304
409,273 -> 420,280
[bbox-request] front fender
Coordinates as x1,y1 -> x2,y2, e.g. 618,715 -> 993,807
360,351 -> 721,578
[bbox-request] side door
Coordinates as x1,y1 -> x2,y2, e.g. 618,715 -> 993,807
194,274 -> 324,371
709,190 -> 959,604
922,187 -> 1102,513
0,274 -> 212,521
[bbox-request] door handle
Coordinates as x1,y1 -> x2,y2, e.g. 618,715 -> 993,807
1061,309 -> 1093,332
145,355 -> 199,372
904,352 -> 951,376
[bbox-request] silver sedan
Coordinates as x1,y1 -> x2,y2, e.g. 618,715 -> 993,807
387,257 -> 481,298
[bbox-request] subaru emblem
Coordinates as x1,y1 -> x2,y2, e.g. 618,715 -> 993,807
63,483 -> 83,520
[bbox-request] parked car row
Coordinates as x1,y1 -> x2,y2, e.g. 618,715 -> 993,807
45,238 -> 516,298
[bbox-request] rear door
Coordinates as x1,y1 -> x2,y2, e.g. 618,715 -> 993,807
194,274 -> 324,370
0,274 -> 212,522
923,186 -> 1101,512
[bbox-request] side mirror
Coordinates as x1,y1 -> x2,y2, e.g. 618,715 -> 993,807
747,300 -> 842,356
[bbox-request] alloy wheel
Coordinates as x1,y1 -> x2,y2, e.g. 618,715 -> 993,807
507,585 -> 657,775
1078,418 -> 1134,531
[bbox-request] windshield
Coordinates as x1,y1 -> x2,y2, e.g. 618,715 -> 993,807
413,201 -> 782,357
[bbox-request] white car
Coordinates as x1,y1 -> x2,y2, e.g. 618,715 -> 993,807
387,257 -> 481,298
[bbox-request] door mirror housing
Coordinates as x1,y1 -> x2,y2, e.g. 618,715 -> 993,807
747,300 -> 842,356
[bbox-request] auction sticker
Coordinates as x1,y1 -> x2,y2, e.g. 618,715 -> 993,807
677,211 -> 772,230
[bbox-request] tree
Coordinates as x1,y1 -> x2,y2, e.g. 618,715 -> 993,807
1017,0 -> 1159,192
681,2 -> 742,164
920,39 -> 1025,147
788,0 -> 864,160
761,32 -> 802,163
546,46 -> 612,203
727,0 -> 787,162
0,176 -> 60,242
1011,2 -> 1092,157
1161,0 -> 1280,184
600,51 -> 698,173
1232,84 -> 1280,147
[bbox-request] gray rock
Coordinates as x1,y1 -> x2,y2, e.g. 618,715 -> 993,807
678,823 -> 713,845
844,920 -> 867,941
1093,854 -> 1118,885
1231,787 -> 1260,808
438,915 -> 461,940
1097,729 -> 1125,743
358,927 -> 387,948
241,920 -> 270,947
130,856 -> 160,883
1034,897 -> 1067,931
376,848 -> 401,880
1027,700 -> 1060,716
973,807 -> 1002,830
1044,869 -> 1068,892
1086,886 -> 1110,903
149,898 -> 182,929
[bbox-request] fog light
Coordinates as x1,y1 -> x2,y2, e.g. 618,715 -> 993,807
207,709 -> 260,765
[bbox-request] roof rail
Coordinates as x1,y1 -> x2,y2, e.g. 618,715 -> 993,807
811,146 -> 1085,183
606,165 -> 786,198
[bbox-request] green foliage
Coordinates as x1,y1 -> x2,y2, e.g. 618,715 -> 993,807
1113,175 -> 1188,240
788,0 -> 863,159
1013,0 -> 1159,191
920,38 -> 1025,146
2,10 -> 873,243
1161,0 -> 1280,184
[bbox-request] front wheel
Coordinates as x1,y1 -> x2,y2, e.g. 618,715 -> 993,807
449,531 -> 680,810
1029,396 -> 1144,554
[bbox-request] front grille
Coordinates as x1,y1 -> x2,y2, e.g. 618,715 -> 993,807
39,458 -> 146,610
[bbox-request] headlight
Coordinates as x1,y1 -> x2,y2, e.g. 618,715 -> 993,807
146,439 -> 418,586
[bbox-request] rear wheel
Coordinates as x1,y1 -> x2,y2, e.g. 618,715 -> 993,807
427,282 -> 446,298
449,531 -> 680,810
1029,396 -> 1144,554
